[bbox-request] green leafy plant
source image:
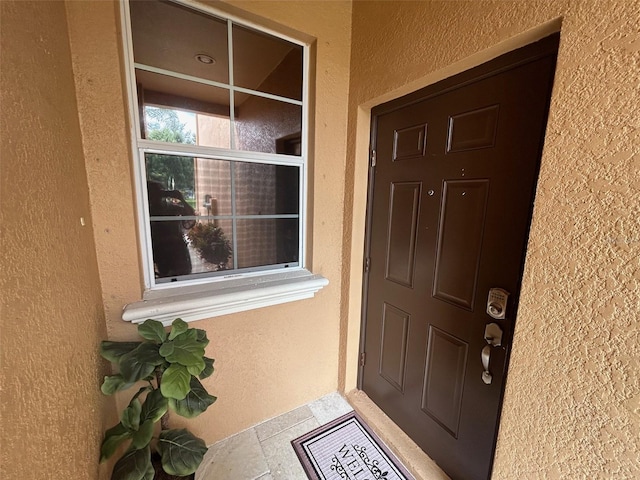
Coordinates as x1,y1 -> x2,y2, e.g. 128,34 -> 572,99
100,318 -> 216,480
187,222 -> 232,268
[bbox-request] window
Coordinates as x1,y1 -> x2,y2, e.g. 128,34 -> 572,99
120,0 -> 326,323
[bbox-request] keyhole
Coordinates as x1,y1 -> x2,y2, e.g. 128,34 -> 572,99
428,190 -> 434,196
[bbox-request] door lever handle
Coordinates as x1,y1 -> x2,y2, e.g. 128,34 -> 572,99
481,345 -> 492,384
481,323 -> 503,385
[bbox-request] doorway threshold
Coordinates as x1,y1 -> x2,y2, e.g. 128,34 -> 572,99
346,390 -> 451,480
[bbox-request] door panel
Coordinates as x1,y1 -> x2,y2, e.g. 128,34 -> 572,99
433,179 -> 489,309
422,325 -> 468,438
361,35 -> 559,480
386,182 -> 421,287
379,302 -> 411,392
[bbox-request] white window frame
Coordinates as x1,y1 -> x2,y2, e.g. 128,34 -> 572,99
119,0 -> 327,325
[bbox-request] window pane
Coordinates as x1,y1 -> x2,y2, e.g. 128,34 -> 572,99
130,0 -> 229,84
234,92 -> 302,155
187,219 -> 233,275
234,162 -> 299,216
146,176 -> 197,279
193,157 -> 232,217
137,69 -> 231,148
232,24 -> 303,101
236,218 -> 299,269
146,153 -> 195,198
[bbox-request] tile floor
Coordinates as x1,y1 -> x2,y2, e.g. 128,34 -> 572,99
196,392 -> 355,480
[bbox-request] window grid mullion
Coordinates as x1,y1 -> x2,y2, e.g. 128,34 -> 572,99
150,214 -> 299,221
230,161 -> 238,270
228,18 -> 239,270
227,19 -> 236,150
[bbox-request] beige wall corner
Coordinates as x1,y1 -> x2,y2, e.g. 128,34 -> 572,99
66,0 -> 353,445
0,1 -> 115,479
65,0 -> 143,344
345,1 -> 640,478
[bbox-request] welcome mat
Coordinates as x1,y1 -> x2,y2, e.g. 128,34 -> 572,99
292,411 -> 415,480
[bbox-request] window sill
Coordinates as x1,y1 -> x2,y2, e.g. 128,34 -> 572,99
122,269 -> 329,326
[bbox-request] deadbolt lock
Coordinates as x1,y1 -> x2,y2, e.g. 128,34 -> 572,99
487,288 -> 509,320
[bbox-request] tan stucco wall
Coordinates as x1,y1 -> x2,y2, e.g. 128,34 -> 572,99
0,1 -> 114,479
65,0 -> 352,444
344,1 -> 640,478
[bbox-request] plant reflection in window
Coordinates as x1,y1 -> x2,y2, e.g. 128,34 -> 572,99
188,222 -> 232,270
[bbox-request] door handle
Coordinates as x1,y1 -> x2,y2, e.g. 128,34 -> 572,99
481,345 -> 493,384
481,323 -> 503,385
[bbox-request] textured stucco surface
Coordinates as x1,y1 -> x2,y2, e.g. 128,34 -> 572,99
0,1 -> 113,479
344,1 -> 640,478
66,0 -> 352,444
6,0 -> 637,477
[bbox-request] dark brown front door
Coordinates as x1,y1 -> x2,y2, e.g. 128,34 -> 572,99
360,35 -> 559,480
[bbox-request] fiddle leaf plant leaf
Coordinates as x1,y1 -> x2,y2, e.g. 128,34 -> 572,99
199,357 -> 215,380
160,364 -> 192,400
130,386 -> 152,403
130,419 -> 155,450
140,388 -> 168,423
168,318 -> 188,340
121,398 -> 142,431
111,445 -> 154,480
159,330 -> 205,371
157,429 -> 208,476
187,362 -> 205,377
100,341 -> 141,364
137,319 -> 167,343
169,377 -> 217,418
100,423 -> 132,462
133,342 -> 165,367
119,346 -> 158,384
195,328 -> 209,345
101,374 -> 134,396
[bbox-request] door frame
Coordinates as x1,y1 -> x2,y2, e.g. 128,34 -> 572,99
355,34 -> 559,475
343,21 -> 563,396
358,34 -> 559,389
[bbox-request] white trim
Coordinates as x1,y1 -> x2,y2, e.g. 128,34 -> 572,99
122,269 -> 328,325
133,64 -> 304,107
138,141 -> 305,166
232,85 -> 304,106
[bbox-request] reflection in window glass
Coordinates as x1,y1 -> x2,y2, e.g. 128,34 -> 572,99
145,152 -> 195,197
193,157 -> 232,217
234,93 -> 302,155
236,218 -> 299,268
130,0 -> 229,84
145,106 -> 196,145
146,179 -> 197,279
234,163 -> 299,216
196,113 -> 231,149
136,69 -> 231,148
232,24 -> 303,101
188,219 -> 233,275
127,1 -> 306,287
144,152 -> 299,282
